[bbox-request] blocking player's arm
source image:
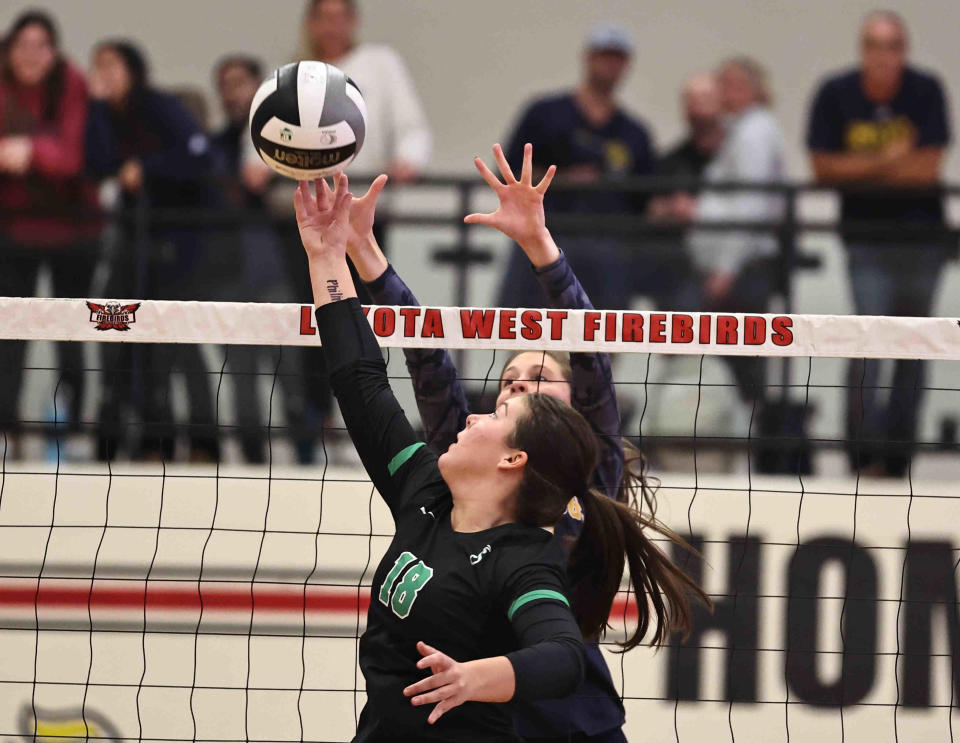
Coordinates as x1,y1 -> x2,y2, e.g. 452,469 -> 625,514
344,181 -> 470,454
364,262 -> 470,454
533,251 -> 624,500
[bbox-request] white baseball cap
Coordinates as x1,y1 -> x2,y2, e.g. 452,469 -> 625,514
586,24 -> 633,54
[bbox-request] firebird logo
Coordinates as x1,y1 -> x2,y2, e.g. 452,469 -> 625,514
86,301 -> 141,331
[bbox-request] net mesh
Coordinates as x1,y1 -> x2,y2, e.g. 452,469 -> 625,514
0,298 -> 959,743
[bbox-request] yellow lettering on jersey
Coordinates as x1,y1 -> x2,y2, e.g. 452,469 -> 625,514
845,116 -> 917,152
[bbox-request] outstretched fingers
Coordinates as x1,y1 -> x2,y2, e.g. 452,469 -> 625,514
365,173 -> 389,201
463,211 -> 495,226
403,671 -> 448,698
535,164 -> 557,194
492,143 -> 517,184
313,177 -> 333,211
295,181 -> 315,219
410,684 -> 456,707
416,642 -> 449,669
520,142 -> 533,185
334,173 -> 353,217
473,156 -> 503,192
427,699 -> 454,725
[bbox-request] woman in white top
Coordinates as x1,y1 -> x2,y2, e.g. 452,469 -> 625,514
299,0 -> 432,183
687,56 -> 786,404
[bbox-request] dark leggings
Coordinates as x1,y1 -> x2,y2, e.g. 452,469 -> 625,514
0,248 -> 96,433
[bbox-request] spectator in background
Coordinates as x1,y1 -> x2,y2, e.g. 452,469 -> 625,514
648,71 -> 726,308
651,73 -> 725,225
807,11 -> 951,477
0,10 -> 99,453
498,24 -> 656,311
687,57 -> 785,405
86,39 -> 219,462
211,55 -> 314,464
292,0 -> 432,443
300,0 -> 431,233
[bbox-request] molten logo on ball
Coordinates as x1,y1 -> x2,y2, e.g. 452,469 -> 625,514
272,147 -> 347,168
249,61 -> 367,179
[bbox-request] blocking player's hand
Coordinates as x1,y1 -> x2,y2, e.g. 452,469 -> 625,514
403,641 -> 475,724
294,172 -> 353,262
465,143 -> 560,267
346,173 -> 388,248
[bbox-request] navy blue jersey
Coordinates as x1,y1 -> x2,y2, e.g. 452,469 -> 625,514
506,93 -> 655,215
316,299 -> 585,742
806,67 -> 950,231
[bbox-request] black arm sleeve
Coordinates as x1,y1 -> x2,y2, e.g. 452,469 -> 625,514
315,299 -> 430,513
506,601 -> 585,701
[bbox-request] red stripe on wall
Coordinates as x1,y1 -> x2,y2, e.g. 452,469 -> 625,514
0,580 -> 638,621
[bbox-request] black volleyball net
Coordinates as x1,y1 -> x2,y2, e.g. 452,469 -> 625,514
0,297 -> 959,742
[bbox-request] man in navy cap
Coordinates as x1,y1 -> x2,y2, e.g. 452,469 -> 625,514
497,23 -> 658,312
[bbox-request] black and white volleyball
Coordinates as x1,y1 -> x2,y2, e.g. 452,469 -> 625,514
249,61 -> 367,179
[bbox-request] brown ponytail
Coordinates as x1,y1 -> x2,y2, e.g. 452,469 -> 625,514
510,393 -> 711,651
569,488 -> 711,650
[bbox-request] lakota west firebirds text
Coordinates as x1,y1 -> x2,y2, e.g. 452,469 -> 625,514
301,307 -> 794,347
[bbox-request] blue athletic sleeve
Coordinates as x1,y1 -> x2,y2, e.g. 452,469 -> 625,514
533,252 -> 624,502
315,298 -> 435,515
365,264 -> 471,453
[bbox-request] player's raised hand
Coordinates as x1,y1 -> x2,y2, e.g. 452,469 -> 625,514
294,172 -> 353,262
464,143 -> 560,267
343,174 -> 391,282
347,173 -> 389,246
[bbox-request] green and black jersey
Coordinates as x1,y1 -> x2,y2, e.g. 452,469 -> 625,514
316,300 -> 585,743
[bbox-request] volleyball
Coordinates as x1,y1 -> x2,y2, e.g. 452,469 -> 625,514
249,60 -> 367,179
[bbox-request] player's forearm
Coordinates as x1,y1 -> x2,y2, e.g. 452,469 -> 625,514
519,227 -> 562,268
347,233 -> 389,283
308,255 -> 357,307
365,264 -> 471,451
314,298 -> 422,506
506,637 -> 585,700
534,250 -> 623,496
458,656 -> 516,703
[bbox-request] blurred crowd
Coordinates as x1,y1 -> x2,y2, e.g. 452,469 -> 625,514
0,2 -> 953,477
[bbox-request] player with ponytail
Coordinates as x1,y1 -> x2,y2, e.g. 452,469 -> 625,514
295,173 -> 708,742
512,394 -> 708,651
338,143 -> 680,740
